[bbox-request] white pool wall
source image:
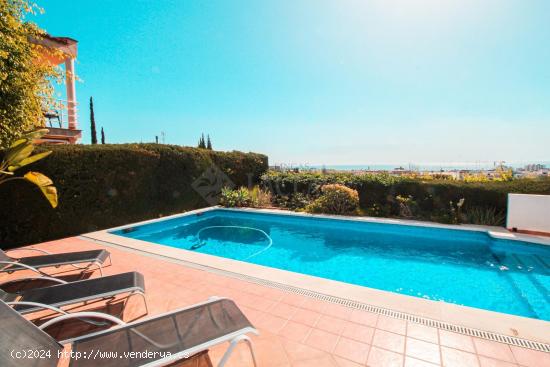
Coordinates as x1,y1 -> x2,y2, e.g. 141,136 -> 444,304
507,193 -> 550,234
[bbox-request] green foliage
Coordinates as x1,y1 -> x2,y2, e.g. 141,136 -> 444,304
273,193 -> 311,210
306,184 -> 359,215
206,134 -> 212,150
449,198 -> 465,224
0,129 -> 57,207
262,171 -> 550,225
0,0 -> 60,148
219,185 -> 272,208
0,144 -> 268,247
464,207 -> 506,226
101,127 -> 105,144
395,194 -> 416,218
219,187 -> 252,207
249,185 -> 272,207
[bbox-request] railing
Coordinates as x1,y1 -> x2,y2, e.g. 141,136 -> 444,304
43,99 -> 78,130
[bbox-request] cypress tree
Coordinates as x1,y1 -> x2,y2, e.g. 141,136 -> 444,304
198,133 -> 206,148
206,135 -> 212,150
101,127 -> 105,144
90,97 -> 97,144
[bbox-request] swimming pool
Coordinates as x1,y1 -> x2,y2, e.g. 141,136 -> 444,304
112,209 -> 550,320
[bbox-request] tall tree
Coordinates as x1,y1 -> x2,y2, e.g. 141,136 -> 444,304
198,133 -> 206,148
101,127 -> 105,144
206,134 -> 212,150
0,0 -> 60,148
89,97 -> 97,144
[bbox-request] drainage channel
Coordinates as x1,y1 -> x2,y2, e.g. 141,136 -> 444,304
79,235 -> 550,353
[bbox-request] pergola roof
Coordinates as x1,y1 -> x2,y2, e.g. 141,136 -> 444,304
29,33 -> 78,65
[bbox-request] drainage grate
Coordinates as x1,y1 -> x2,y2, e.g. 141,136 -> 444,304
80,235 -> 550,353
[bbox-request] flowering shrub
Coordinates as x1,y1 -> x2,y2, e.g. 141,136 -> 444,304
306,184 -> 359,215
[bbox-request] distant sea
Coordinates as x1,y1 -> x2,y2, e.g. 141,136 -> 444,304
280,161 -> 550,172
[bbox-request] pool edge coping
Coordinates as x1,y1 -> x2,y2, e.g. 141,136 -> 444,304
106,206 -> 550,247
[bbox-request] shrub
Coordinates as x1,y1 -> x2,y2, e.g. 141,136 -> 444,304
306,184 -> 359,215
262,171 -> 550,224
0,144 -> 268,247
273,193 -> 311,210
219,186 -> 272,208
463,207 -> 506,226
395,194 -> 416,218
219,187 -> 251,207
249,186 -> 272,207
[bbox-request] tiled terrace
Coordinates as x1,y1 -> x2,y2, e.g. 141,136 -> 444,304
2,237 -> 549,367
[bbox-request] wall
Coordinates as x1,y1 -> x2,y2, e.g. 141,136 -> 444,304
507,194 -> 550,234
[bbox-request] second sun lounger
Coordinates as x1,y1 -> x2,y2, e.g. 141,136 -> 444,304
1,271 -> 146,316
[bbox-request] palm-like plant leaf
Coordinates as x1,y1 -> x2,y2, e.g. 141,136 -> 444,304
24,171 -> 58,208
8,151 -> 52,172
20,129 -> 49,140
4,143 -> 34,165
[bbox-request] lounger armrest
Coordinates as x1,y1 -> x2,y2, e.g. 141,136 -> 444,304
5,247 -> 52,256
7,301 -> 69,315
0,261 -> 43,274
39,311 -> 126,331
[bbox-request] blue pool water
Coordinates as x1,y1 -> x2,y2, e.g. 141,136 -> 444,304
112,209 -> 550,320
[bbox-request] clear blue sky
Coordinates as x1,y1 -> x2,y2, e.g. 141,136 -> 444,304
33,0 -> 550,166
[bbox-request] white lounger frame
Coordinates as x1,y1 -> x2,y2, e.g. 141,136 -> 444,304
6,286 -> 148,316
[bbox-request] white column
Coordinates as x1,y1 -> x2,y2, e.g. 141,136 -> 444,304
64,57 -> 77,130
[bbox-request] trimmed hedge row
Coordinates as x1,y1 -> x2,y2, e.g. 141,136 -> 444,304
261,171 -> 550,223
0,144 -> 268,248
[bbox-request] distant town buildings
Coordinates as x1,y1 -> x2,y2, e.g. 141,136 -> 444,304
515,164 -> 549,178
270,163 -> 549,180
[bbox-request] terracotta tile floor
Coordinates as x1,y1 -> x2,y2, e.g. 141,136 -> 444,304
2,237 -> 549,367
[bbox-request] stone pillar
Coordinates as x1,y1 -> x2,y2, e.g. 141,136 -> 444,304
65,57 -> 77,130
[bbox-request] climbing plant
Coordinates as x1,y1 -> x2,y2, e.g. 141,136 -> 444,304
0,0 -> 61,148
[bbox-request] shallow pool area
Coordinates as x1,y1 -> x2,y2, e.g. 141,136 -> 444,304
112,209 -> 550,320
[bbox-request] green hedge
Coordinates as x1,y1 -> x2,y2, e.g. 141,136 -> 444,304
0,144 -> 268,248
261,171 -> 550,223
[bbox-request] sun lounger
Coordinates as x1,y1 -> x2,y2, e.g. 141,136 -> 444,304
1,272 -> 146,316
0,248 -> 111,276
0,296 -> 258,367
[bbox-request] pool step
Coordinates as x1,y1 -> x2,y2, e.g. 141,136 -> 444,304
506,272 -> 550,319
533,254 -> 550,270
491,252 -> 549,320
498,253 -> 550,275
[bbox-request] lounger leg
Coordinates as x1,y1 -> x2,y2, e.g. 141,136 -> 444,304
136,291 -> 149,315
217,335 -> 257,367
96,262 -> 104,277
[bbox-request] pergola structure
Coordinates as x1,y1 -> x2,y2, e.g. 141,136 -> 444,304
30,34 -> 82,144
